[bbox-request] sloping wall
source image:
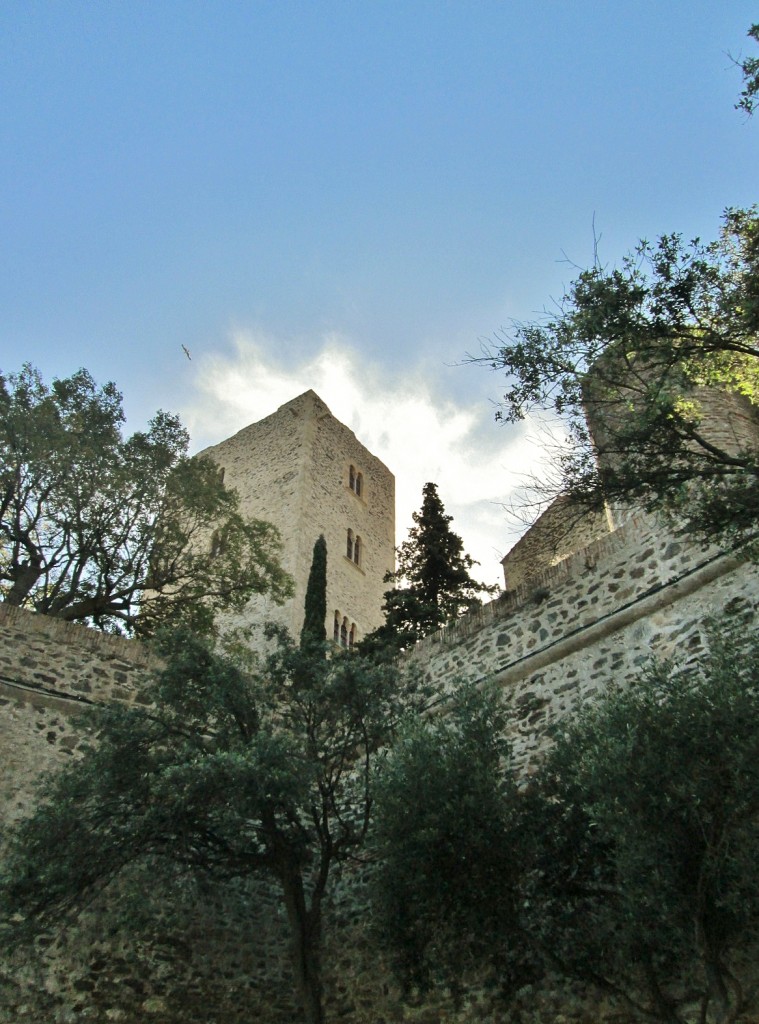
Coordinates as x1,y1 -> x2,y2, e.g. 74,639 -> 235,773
1,512 -> 758,1023
408,511 -> 759,773
0,604 -> 158,827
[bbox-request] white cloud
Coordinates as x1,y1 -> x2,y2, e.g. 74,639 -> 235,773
182,330 -> 549,588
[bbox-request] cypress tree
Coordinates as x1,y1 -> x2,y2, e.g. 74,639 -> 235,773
300,534 -> 328,650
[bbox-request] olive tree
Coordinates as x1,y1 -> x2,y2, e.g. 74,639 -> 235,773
474,208 -> 759,542
0,364 -> 291,635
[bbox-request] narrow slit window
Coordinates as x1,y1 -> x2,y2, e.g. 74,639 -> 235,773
353,536 -> 361,565
346,529 -> 354,560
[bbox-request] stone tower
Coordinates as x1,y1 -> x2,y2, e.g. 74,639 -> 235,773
197,390 -> 395,645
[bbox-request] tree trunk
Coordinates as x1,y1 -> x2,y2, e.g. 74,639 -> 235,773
280,866 -> 324,1024
5,554 -> 43,607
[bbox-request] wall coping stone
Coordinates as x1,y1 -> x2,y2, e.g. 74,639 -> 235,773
412,512 -> 709,654
0,603 -> 158,667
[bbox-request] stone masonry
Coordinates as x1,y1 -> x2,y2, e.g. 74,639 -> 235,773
197,390 -> 395,645
410,510 -> 759,776
2,388 -> 759,1023
1,510 -> 758,1023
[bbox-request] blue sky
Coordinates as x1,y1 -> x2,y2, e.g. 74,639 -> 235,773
1,2 -> 757,584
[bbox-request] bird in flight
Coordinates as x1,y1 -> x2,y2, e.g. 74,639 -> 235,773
182,344 -> 192,361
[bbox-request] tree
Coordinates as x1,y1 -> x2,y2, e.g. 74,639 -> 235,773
0,608 -> 424,1022
372,627 -> 759,1024
371,683 -> 533,998
475,208 -> 759,542
527,627 -> 759,1023
300,534 -> 327,650
0,364 -> 291,635
735,24 -> 759,116
364,482 -> 497,650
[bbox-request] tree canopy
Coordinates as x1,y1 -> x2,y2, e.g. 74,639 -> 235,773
0,364 -> 291,635
531,628 -> 759,1023
299,534 -> 328,650
475,208 -> 759,541
735,23 -> 759,116
0,614 -> 426,1023
371,625 -> 759,1023
372,683 -> 530,997
364,482 -> 497,651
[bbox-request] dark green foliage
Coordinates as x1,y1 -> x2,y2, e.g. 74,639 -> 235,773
372,683 -> 532,996
364,483 -> 497,651
0,625 -> 424,1024
371,627 -> 759,1023
0,364 -> 292,635
474,208 -> 759,543
736,24 -> 759,116
528,629 -> 759,1022
300,535 -> 328,651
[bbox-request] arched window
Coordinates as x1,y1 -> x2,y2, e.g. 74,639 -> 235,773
346,529 -> 354,560
348,465 -> 363,497
333,611 -> 340,644
210,530 -> 225,558
348,623 -> 356,648
353,535 -> 361,565
340,617 -> 348,647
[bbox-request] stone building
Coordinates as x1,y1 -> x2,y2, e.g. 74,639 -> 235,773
2,387 -> 759,1023
197,390 -> 395,646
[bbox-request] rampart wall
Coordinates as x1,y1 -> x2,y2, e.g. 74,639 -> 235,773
0,604 -> 158,827
1,513 -> 758,1023
409,511 -> 759,774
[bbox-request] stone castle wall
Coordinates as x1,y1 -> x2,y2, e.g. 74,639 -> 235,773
0,604 -> 304,1024
409,511 -> 759,774
198,391 -> 395,643
0,604 -> 159,827
2,511 -> 758,1023
500,494 -> 614,591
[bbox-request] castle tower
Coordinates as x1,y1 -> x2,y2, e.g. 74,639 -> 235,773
197,391 -> 395,645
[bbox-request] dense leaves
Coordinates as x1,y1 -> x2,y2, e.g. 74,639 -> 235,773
0,622 -> 425,1024
371,626 -> 759,1023
476,208 -> 759,541
0,364 -> 291,635
372,683 -> 531,996
300,534 -> 328,650
531,629 -> 759,1023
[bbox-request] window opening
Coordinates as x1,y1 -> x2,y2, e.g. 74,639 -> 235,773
353,536 -> 361,565
210,530 -> 225,558
340,617 -> 348,647
346,529 -> 354,560
333,611 -> 340,644
349,465 -> 363,497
